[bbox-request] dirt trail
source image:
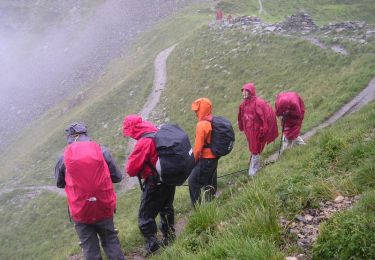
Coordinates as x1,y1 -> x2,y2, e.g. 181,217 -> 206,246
258,0 -> 265,14
123,44 -> 178,191
0,45 -> 178,199
304,36 -> 349,55
267,75 -> 375,163
0,185 -> 65,198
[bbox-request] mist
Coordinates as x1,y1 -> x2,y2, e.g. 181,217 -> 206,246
0,0 -> 199,152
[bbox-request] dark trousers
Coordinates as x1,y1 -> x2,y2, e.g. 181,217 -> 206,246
139,177 -> 176,244
188,158 -> 218,206
74,217 -> 124,260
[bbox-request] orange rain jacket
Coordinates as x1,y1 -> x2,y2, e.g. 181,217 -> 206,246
191,98 -> 217,161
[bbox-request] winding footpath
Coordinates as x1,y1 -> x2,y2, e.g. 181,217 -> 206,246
123,44 -> 178,191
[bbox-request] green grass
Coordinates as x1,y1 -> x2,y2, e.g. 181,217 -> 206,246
218,0 -> 375,25
163,26 -> 375,166
1,0 -> 375,258
155,100 -> 375,258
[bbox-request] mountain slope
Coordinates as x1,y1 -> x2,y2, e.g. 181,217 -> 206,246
0,0 -> 374,259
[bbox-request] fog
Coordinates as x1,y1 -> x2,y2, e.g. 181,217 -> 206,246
0,0 -> 199,152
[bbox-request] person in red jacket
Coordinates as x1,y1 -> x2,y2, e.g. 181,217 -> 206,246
238,83 -> 279,176
275,92 -> 306,152
122,115 -> 176,256
189,98 -> 218,206
55,122 -> 124,260
216,9 -> 223,21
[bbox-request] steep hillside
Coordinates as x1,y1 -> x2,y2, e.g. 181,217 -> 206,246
0,0 -> 374,259
156,101 -> 375,259
218,0 -> 375,24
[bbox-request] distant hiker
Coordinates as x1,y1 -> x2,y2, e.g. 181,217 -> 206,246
189,98 -> 220,206
238,83 -> 279,176
122,115 -> 176,256
227,14 -> 233,24
275,91 -> 306,152
55,122 -> 124,260
216,9 -> 223,21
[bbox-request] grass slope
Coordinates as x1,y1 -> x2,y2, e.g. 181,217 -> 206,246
163,26 -> 375,171
218,0 -> 375,25
0,0 -> 375,258
155,101 -> 375,259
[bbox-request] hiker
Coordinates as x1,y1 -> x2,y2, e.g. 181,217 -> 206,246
275,91 -> 306,152
189,98 -> 219,206
55,122 -> 124,260
215,9 -> 223,21
122,115 -> 176,256
238,82 -> 279,176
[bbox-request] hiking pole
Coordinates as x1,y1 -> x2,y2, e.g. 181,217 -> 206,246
278,114 -> 285,160
180,168 -> 248,187
67,204 -> 72,223
137,173 -> 144,191
217,168 -> 248,179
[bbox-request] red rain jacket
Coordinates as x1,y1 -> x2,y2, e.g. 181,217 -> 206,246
275,92 -> 305,140
64,141 -> 116,223
238,83 -> 279,154
122,115 -> 158,179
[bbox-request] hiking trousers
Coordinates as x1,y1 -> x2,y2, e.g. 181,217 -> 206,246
139,177 -> 176,247
188,157 -> 218,206
74,217 -> 124,260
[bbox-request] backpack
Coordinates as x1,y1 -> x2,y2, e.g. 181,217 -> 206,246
64,141 -> 116,224
143,124 -> 195,186
207,116 -> 235,157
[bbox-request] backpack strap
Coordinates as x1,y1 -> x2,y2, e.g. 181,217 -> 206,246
141,132 -> 156,139
202,118 -> 213,148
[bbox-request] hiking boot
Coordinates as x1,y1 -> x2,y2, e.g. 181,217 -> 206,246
161,233 -> 176,247
145,236 -> 160,257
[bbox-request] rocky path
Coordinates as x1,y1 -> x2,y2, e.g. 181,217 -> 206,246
282,195 -> 359,260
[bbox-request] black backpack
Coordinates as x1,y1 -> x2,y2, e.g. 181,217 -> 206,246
207,116 -> 235,157
143,124 -> 195,186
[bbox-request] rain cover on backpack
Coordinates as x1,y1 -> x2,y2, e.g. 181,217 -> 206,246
64,141 -> 116,223
144,124 -> 195,186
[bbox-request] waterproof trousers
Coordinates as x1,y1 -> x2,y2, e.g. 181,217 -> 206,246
139,177 -> 176,253
248,154 -> 261,176
188,158 -> 218,207
74,217 -> 124,260
282,135 -> 306,152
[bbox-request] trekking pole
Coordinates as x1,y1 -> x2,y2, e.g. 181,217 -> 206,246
278,114 -> 285,160
180,168 -> 248,187
217,168 -> 248,179
137,173 -> 144,191
67,204 -> 72,223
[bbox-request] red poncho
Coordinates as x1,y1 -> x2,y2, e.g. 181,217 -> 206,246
275,92 -> 305,140
238,83 -> 279,154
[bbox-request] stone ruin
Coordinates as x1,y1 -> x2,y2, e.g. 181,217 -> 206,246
280,12 -> 318,33
209,11 -> 375,43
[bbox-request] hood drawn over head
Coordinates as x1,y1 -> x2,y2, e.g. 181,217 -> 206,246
192,98 -> 212,120
122,114 -> 158,140
242,82 -> 256,97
